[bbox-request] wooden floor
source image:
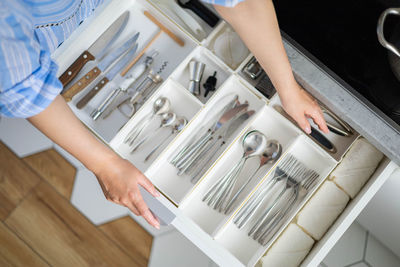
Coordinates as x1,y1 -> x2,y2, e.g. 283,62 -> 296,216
0,142 -> 152,267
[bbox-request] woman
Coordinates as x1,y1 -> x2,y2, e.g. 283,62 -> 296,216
0,0 -> 328,229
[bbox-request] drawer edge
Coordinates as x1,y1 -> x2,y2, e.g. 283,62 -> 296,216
301,158 -> 398,267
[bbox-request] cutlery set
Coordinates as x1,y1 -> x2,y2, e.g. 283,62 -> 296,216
202,130 -> 282,214
124,97 -> 187,162
234,155 -> 320,246
60,10 -> 184,121
170,95 -> 255,183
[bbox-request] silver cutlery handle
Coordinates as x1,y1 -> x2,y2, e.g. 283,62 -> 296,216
131,125 -> 162,153
224,165 -> 261,214
175,130 -> 213,169
218,159 -> 247,212
248,184 -> 289,237
91,88 -> 123,120
258,191 -> 298,245
234,178 -> 279,228
144,130 -> 174,162
124,113 -> 153,144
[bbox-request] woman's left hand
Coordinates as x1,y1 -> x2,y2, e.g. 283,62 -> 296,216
280,82 -> 329,134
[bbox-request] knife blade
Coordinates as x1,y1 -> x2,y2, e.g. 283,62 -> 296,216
59,11 -> 130,87
62,32 -> 139,102
76,43 -> 139,109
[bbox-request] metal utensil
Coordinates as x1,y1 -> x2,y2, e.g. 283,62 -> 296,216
174,102 -> 249,172
188,60 -> 205,96
145,117 -> 188,162
117,63 -> 166,118
170,94 -> 239,166
77,43 -> 139,109
62,31 -> 139,102
130,112 -> 177,153
258,172 -> 319,246
189,110 -> 255,183
233,155 -> 297,229
224,140 -> 282,214
59,11 -> 130,87
93,51 -> 159,120
202,130 -> 267,211
124,97 -> 170,145
248,156 -> 313,239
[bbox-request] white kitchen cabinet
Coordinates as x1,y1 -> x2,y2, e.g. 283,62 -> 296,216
53,0 -> 400,266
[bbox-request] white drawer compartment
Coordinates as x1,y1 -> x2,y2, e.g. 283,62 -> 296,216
52,1 -> 399,266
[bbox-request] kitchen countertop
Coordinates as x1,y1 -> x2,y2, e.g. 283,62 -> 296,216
283,39 -> 400,166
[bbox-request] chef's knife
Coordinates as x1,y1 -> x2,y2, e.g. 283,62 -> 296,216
76,43 -> 139,109
59,11 -> 130,87
62,32 -> 139,102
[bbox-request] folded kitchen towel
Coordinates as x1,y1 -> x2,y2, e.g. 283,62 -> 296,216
330,138 -> 383,198
296,181 -> 350,240
260,224 -> 314,267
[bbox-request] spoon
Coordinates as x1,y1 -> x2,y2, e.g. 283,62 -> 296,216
144,117 -> 188,162
130,112 -> 177,153
124,97 -> 170,145
224,140 -> 282,214
202,130 -> 267,210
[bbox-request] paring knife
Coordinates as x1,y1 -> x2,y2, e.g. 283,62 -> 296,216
63,32 -> 139,102
76,43 -> 139,109
59,11 -> 130,87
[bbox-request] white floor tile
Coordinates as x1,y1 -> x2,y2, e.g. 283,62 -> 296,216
323,222 -> 366,267
365,233 -> 400,267
351,262 -> 369,267
149,230 -> 211,267
70,168 -> 128,225
0,117 -> 53,157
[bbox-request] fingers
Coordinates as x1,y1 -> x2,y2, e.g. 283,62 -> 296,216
305,107 -> 330,134
129,190 -> 160,229
295,114 -> 311,134
138,175 -> 160,198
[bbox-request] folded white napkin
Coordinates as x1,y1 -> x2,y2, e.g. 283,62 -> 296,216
330,138 -> 383,198
260,224 -> 314,267
296,181 -> 350,240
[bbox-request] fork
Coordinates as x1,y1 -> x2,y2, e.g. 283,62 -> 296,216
257,172 -> 319,245
233,156 -> 296,228
248,164 -> 308,239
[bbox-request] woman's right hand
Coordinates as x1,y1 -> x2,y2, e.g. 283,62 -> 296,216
95,155 -> 161,229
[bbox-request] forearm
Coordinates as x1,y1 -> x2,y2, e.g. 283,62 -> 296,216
215,0 -> 297,96
28,95 -> 116,174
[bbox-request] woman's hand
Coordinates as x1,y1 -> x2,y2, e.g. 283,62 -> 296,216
95,155 -> 161,229
280,82 -> 329,134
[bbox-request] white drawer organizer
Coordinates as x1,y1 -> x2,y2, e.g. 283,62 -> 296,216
53,0 -> 400,266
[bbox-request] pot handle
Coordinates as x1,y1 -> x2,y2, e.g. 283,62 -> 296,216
377,8 -> 400,57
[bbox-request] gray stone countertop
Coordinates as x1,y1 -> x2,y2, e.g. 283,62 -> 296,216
283,40 -> 400,166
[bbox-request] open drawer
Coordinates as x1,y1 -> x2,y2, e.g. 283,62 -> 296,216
53,0 -> 400,266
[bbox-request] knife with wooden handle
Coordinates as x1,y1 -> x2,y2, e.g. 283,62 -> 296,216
76,43 -> 139,109
59,11 -> 129,87
62,32 -> 139,102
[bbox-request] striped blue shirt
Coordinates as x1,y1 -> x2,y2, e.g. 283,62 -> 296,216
0,0 -> 242,118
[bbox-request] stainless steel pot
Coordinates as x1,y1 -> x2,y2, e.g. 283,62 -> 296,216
377,8 -> 400,81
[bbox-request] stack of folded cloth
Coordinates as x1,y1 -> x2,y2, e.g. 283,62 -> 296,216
259,138 -> 384,266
